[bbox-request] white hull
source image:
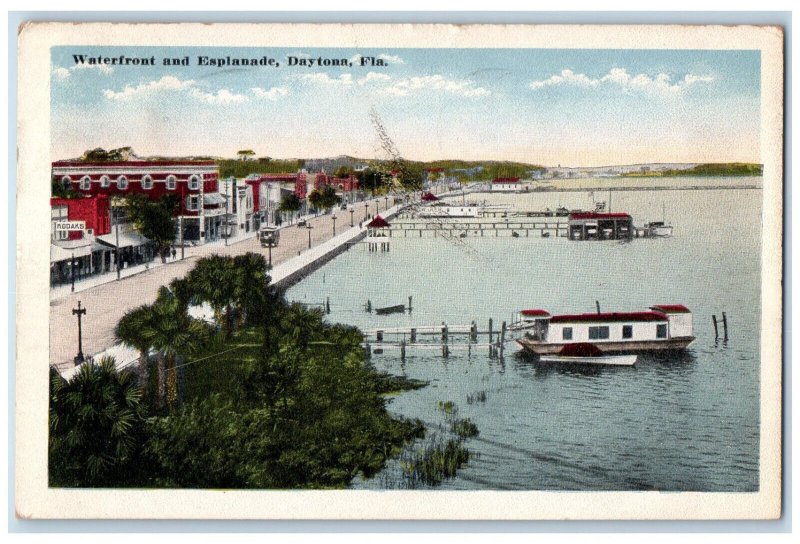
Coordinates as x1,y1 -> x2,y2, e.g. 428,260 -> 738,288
649,226 -> 673,237
538,354 -> 637,366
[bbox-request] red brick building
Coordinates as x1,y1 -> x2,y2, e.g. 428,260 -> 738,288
51,159 -> 224,243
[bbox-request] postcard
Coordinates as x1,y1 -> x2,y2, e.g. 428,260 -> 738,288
16,22 -> 783,520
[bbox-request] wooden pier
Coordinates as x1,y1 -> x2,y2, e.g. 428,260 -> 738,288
362,320 -> 511,360
388,220 -> 569,238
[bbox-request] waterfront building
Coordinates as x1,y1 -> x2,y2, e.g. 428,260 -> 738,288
50,194 -> 152,286
51,159 -> 225,245
219,178 -> 255,237
491,177 -> 524,191
567,212 -> 634,241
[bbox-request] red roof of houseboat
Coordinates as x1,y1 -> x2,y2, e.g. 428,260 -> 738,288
366,215 -> 391,228
568,212 -> 632,220
520,309 -> 551,317
550,311 -> 667,323
421,192 -> 440,201
650,304 -> 691,313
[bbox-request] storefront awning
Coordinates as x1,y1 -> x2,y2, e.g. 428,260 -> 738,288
203,193 -> 227,206
51,243 -> 86,263
97,230 -> 151,249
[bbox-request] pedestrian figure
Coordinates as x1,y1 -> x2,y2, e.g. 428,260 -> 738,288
171,247 -> 177,260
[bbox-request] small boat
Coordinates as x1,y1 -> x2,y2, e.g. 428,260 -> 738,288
374,304 -> 406,315
645,221 -> 673,237
541,231 -> 550,238
538,343 -> 637,366
511,231 -> 520,238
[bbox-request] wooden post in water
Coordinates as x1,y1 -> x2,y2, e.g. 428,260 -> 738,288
442,323 -> 449,358
722,312 -> 729,340
488,318 -> 493,343
400,338 -> 406,362
500,321 -> 507,358
408,296 -> 413,313
410,327 -> 417,343
470,321 -> 478,342
326,297 -> 330,314
712,315 -> 719,339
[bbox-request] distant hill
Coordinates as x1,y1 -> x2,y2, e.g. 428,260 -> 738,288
623,163 -> 762,177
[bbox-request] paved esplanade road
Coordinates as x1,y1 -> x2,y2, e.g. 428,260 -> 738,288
49,198 -> 392,370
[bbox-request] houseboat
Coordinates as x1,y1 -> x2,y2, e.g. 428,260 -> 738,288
512,304 -> 695,355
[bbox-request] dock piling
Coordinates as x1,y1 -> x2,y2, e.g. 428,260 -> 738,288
712,315 -> 719,339
488,318 -> 493,343
500,321 -> 507,358
722,312 -> 729,340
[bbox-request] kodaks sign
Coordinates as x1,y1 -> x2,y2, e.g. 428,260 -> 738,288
54,221 -> 86,231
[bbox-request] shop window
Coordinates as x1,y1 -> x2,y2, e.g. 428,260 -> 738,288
656,324 -> 668,339
562,327 -> 573,341
588,326 -> 610,340
622,325 -> 633,339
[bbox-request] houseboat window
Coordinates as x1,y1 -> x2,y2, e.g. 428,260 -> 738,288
562,327 -> 573,341
622,325 -> 633,339
588,326 -> 610,340
656,324 -> 668,339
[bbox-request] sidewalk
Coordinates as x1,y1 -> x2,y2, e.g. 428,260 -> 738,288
49,195 -> 400,368
50,230 -> 259,301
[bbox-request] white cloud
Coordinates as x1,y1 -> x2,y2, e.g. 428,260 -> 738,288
188,88 -> 248,104
357,72 -> 392,85
384,75 -> 490,98
52,67 -> 71,81
103,76 -> 196,100
52,62 -> 114,81
251,86 -> 290,100
529,67 -> 714,97
378,54 -> 405,64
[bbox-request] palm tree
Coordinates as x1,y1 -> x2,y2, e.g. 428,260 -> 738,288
49,357 -> 146,487
232,253 -> 271,327
185,255 -> 238,338
115,305 -> 155,394
143,286 -> 212,409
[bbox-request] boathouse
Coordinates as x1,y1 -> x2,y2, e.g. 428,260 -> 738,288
567,212 -> 633,241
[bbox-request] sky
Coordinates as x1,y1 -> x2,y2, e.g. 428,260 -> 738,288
50,46 -> 761,167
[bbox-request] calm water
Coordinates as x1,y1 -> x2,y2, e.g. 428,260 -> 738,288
286,178 -> 762,491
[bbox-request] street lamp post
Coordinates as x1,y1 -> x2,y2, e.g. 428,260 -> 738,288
384,195 -> 388,211
70,252 -> 76,293
332,215 -> 336,237
349,208 -> 354,227
364,202 -> 369,220
307,224 -> 313,249
72,300 -> 86,365
268,242 -> 272,267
